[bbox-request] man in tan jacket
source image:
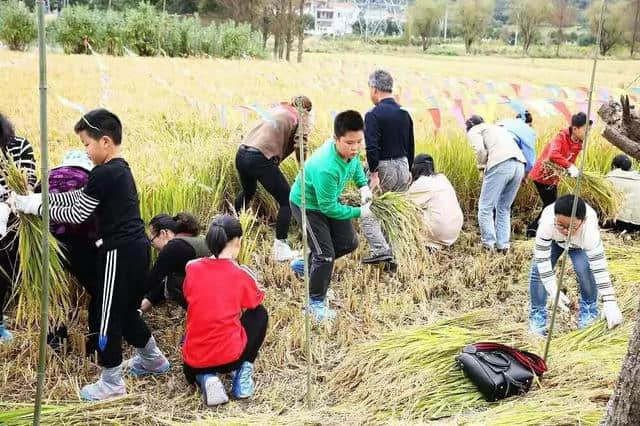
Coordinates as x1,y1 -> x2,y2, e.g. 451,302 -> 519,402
606,154 -> 640,232
234,95 -> 312,262
466,115 -> 526,252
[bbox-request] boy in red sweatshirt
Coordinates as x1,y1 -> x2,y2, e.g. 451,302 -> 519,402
527,112 -> 591,236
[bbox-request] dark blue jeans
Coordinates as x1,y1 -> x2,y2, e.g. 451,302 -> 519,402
529,241 -> 598,315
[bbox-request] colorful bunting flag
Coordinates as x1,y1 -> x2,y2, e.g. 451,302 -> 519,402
454,98 -> 465,119
428,108 -> 441,130
551,101 -> 572,123
507,100 -> 526,116
510,83 -> 521,97
451,107 -> 466,130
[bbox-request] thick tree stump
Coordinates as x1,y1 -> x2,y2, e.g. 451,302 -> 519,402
598,96 -> 640,160
602,301 -> 640,425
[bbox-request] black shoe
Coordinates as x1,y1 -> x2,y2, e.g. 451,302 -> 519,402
47,325 -> 68,351
362,253 -> 393,264
383,260 -> 398,273
497,248 -> 510,255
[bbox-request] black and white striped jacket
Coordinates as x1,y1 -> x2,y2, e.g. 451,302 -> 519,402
534,204 -> 615,303
1,136 -> 37,200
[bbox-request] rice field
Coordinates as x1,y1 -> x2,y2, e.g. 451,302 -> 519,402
0,47 -> 639,424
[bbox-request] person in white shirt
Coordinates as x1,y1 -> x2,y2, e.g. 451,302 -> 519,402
406,154 -> 463,250
606,154 -> 640,233
465,115 -> 526,252
528,194 -> 623,336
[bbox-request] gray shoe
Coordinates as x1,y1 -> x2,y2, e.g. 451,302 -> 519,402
362,252 -> 393,264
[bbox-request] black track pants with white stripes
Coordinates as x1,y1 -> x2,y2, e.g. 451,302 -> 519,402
94,238 -> 152,368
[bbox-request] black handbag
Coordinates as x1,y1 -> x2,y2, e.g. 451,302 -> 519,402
455,342 -> 547,402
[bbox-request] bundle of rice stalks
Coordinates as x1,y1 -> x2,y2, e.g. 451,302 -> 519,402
237,207 -> 261,266
456,389 -> 603,425
0,399 -> 153,425
0,157 -> 71,328
370,191 -> 427,266
329,310 -> 531,421
543,161 -> 623,222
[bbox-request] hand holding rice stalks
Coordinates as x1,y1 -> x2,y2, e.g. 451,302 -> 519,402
0,156 -> 71,328
543,161 -> 623,222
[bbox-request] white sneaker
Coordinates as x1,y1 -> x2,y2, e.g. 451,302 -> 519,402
199,374 -> 229,406
273,239 -> 299,262
80,365 -> 126,401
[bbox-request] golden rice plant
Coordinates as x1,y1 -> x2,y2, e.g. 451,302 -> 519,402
543,161 -> 623,222
0,157 -> 71,328
370,191 -> 427,265
237,207 -> 260,266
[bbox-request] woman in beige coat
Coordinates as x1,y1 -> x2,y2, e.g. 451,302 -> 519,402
407,154 -> 464,250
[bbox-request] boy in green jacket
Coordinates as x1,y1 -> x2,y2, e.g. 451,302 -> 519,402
289,110 -> 375,321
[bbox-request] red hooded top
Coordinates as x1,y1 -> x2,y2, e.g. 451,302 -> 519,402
529,128 -> 582,186
182,258 -> 264,368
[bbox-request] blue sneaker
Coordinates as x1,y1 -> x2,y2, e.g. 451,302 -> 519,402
529,308 -> 547,337
578,301 -> 599,329
231,362 -> 255,399
196,374 -> 228,406
307,299 -> 336,322
291,257 -> 304,278
0,324 -> 13,343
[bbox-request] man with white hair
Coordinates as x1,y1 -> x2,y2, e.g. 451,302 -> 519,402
361,69 -> 415,265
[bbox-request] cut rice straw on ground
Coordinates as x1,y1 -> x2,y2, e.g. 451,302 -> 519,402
543,161 -> 623,222
329,310 -> 531,421
330,259 -> 638,424
0,156 -> 71,328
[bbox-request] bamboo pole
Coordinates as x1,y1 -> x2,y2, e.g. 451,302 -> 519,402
294,98 -> 312,409
543,0 -> 607,363
33,0 -> 51,423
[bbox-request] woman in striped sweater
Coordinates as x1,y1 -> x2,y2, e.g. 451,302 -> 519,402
528,194 -> 623,336
0,112 -> 36,343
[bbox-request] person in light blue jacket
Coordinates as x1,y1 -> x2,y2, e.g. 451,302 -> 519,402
498,111 -> 537,174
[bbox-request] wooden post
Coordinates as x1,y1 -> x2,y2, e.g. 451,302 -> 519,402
33,0 -> 51,422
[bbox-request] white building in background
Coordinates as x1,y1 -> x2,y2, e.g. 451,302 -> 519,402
305,1 -> 360,36
305,1 -> 409,37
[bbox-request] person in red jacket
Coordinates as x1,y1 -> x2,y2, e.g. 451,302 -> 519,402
182,215 -> 268,407
526,112 -> 592,236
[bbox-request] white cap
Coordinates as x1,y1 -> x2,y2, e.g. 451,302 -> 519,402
55,150 -> 94,172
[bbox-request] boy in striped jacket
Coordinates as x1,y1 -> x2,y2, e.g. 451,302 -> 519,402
13,109 -> 169,401
528,194 -> 623,336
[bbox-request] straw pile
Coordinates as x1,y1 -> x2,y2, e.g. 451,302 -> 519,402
327,241 -> 639,424
329,311 -> 530,420
0,156 -> 71,328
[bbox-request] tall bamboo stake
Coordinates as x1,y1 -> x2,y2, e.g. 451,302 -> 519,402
33,0 -> 50,421
33,0 -> 50,423
295,98 -> 312,409
544,0 -> 607,363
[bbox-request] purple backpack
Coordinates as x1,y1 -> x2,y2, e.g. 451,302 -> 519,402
49,166 -> 97,238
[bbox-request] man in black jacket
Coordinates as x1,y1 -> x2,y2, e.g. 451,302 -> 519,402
365,69 -> 415,193
360,70 -> 415,265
